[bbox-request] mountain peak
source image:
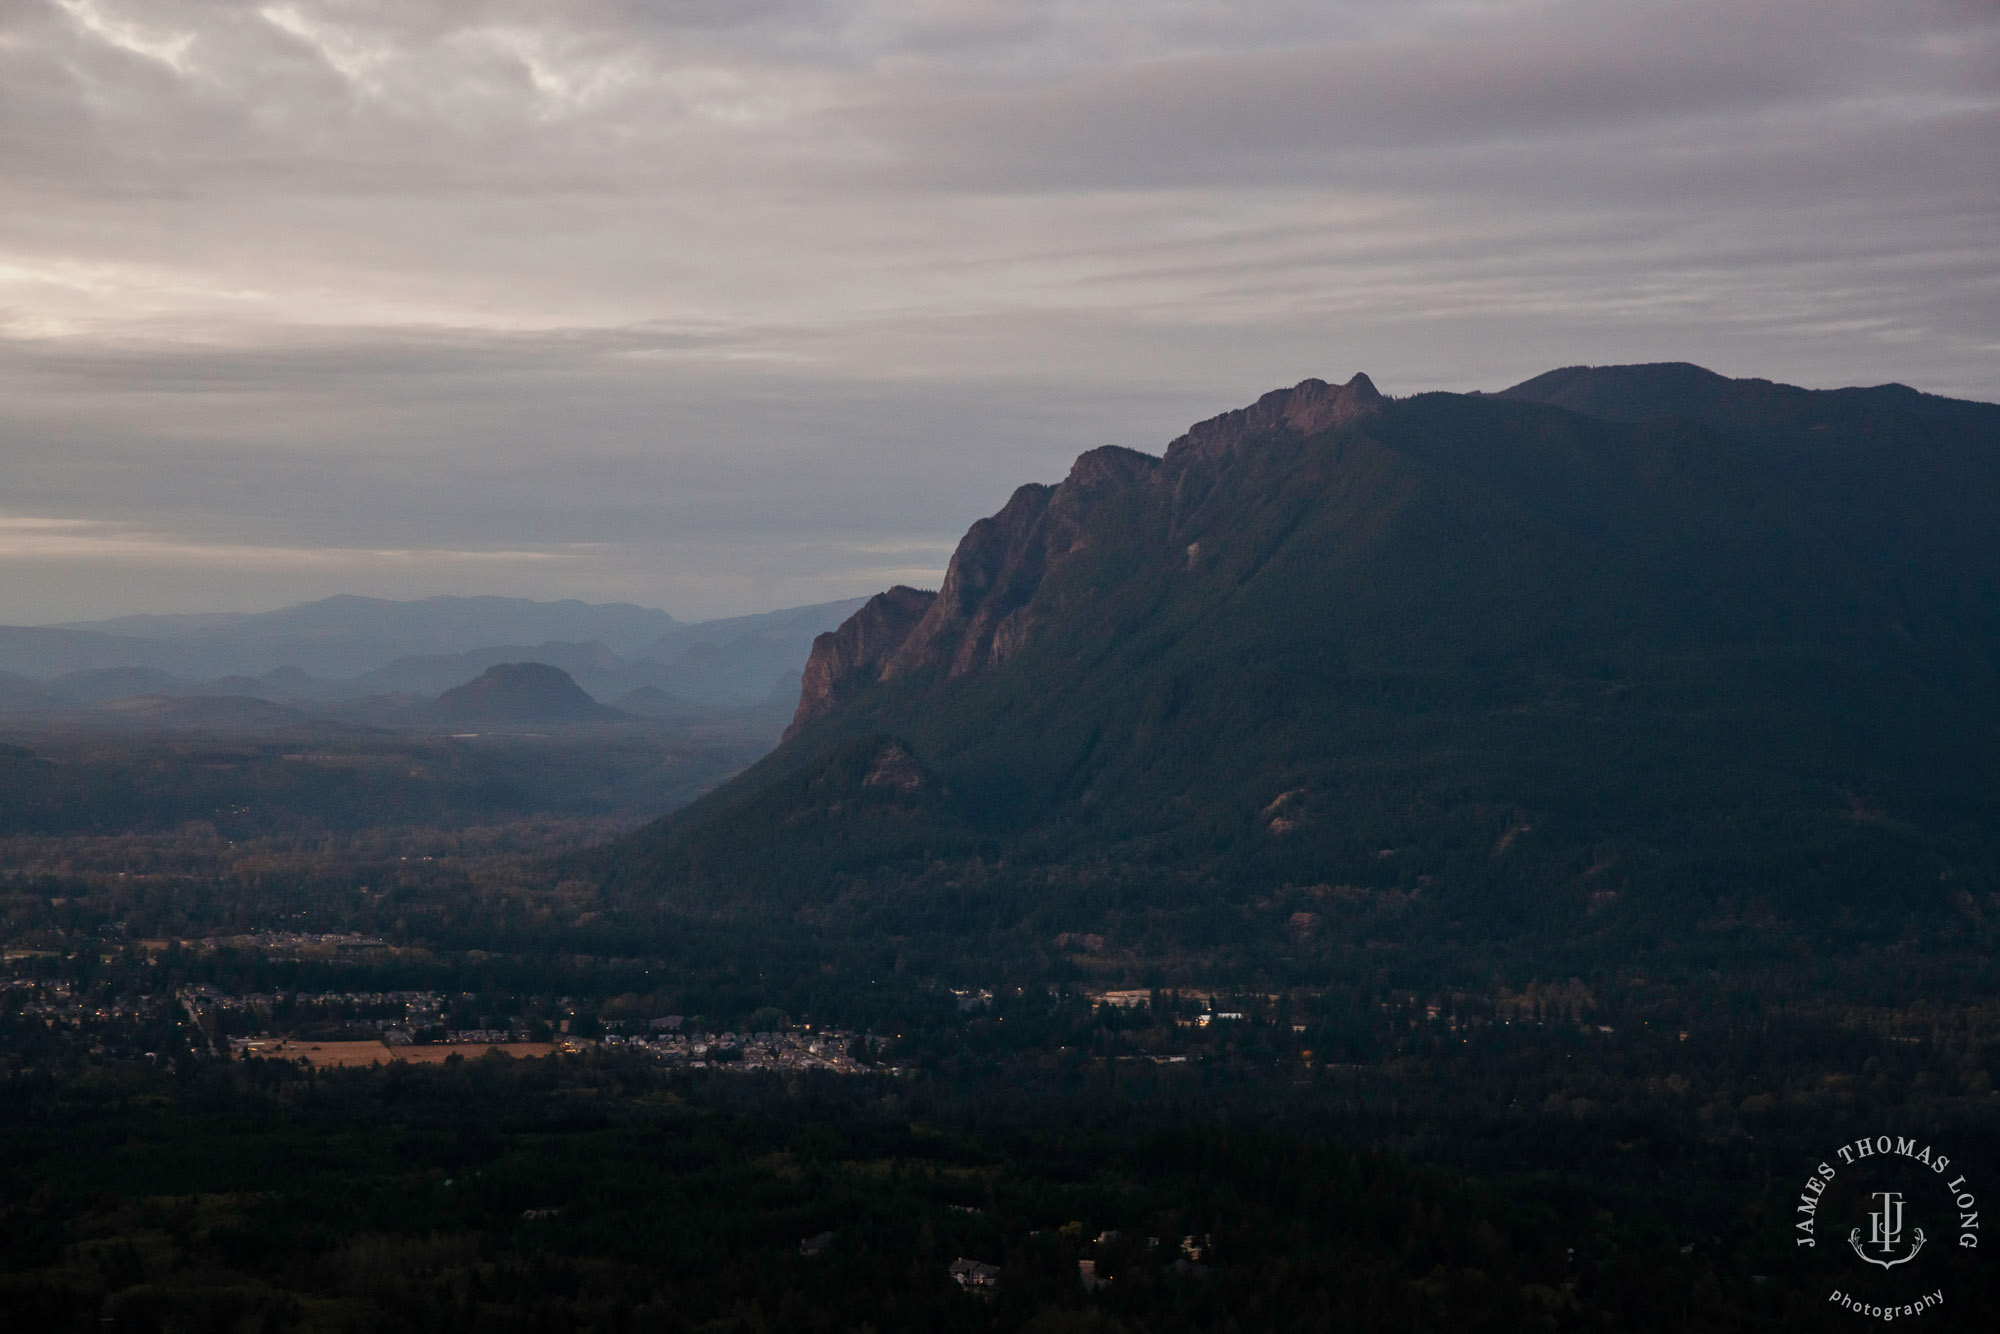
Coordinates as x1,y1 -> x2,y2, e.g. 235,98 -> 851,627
784,373 -> 1386,728
1165,372 -> 1382,467
429,662 -> 627,727
785,587 -> 938,740
626,362 -> 2000,933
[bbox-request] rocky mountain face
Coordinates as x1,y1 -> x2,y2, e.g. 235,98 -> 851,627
787,374 -> 1384,733
1165,370 -> 1383,462
617,364 -> 2000,933
786,586 -> 937,739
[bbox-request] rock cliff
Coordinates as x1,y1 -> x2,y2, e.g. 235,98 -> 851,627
784,586 -> 937,740
1163,372 -> 1381,468
785,374 -> 1382,740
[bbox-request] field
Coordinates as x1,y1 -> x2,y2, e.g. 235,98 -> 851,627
237,1039 -> 556,1067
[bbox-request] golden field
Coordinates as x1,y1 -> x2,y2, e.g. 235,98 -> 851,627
240,1040 -> 556,1067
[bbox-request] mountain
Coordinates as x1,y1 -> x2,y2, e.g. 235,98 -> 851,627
615,686 -> 706,722
45,666 -> 182,704
785,586 -> 940,740
633,597 -> 872,707
428,663 -> 632,728
0,596 -> 867,715
32,595 -> 681,680
45,611 -> 249,638
0,625 -> 175,681
92,694 -> 306,731
611,366 -> 2000,951
349,640 -> 637,700
640,597 -> 871,659
0,672 -> 57,714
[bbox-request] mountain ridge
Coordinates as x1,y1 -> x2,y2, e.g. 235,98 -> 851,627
0,595 -> 870,717
614,363 -> 2000,948
788,373 -> 1386,728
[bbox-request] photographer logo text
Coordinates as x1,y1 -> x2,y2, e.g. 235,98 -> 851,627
1798,1135 -> 1977,1322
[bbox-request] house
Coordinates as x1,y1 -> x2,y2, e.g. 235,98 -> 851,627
949,1257 -> 1001,1289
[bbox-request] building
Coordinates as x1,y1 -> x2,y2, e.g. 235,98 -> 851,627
948,1258 -> 1001,1289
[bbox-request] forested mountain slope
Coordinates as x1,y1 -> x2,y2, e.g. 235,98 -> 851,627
611,367 -> 2000,952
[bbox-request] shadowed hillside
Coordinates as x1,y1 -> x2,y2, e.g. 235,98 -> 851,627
609,367 -> 2000,959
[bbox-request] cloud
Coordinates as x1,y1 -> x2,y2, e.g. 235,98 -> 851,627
857,1 -> 1997,188
0,0 -> 1994,621
0,513 -> 575,569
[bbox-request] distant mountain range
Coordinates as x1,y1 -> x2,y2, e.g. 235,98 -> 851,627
611,364 -> 2000,949
0,594 -> 868,724
52,594 -> 681,669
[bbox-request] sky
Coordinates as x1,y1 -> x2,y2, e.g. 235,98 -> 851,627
1,0 -> 1994,623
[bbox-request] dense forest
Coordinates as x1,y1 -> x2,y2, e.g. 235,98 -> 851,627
5,803 -> 1998,1329
5,1035 -> 1998,1332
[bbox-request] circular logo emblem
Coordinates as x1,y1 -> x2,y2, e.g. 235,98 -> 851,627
1796,1135 -> 1979,1321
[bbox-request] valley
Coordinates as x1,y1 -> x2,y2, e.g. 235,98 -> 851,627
4,364 -> 1998,1330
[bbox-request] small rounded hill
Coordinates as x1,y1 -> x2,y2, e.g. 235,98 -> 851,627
429,662 -> 628,727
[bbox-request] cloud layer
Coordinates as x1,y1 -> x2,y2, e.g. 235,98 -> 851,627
2,0 -> 1994,620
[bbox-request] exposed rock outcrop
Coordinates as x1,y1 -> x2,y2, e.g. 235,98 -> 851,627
882,445 -> 1162,683
1164,373 -> 1381,468
862,740 -> 929,792
786,374 -> 1382,739
785,586 -> 937,740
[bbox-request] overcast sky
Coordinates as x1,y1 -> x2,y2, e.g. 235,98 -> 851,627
1,0 -> 1994,623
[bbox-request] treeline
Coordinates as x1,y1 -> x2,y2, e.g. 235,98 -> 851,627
0,729 -> 747,836
7,1053 -> 1995,1332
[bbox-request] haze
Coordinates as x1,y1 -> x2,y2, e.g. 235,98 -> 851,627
2,0 -> 1993,622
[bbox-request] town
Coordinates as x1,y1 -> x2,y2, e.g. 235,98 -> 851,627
6,975 -> 882,1073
